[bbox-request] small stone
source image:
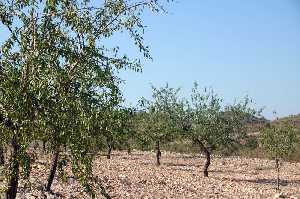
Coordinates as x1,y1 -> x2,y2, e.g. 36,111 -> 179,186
273,192 -> 286,199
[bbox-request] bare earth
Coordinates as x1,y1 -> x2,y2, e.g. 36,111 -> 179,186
8,151 -> 300,198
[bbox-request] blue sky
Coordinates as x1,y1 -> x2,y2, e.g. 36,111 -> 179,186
116,0 -> 300,119
0,0 -> 299,119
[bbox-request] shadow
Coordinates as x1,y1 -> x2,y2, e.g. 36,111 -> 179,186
165,162 -> 190,167
175,155 -> 201,159
166,167 -> 247,173
166,167 -> 196,172
48,190 -> 64,198
140,162 -> 154,166
98,152 -> 127,157
97,152 -> 148,159
119,156 -> 140,160
209,169 -> 249,175
214,176 -> 300,187
140,161 -> 200,168
164,162 -> 199,168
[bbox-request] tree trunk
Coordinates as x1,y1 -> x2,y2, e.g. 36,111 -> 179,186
196,139 -> 211,177
63,144 -> 67,152
156,140 -> 161,166
45,149 -> 59,192
42,141 -> 46,153
203,147 -> 211,177
127,145 -> 131,155
0,146 -> 4,165
6,138 -> 20,199
107,139 -> 112,159
276,158 -> 280,190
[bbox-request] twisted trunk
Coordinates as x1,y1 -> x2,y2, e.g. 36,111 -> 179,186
127,144 -> 131,155
6,138 -> 20,199
107,138 -> 112,159
156,140 -> 161,166
127,140 -> 132,155
42,141 -> 46,153
195,139 -> 211,177
0,115 -> 20,198
0,146 -> 4,165
276,158 -> 280,190
45,149 -> 59,192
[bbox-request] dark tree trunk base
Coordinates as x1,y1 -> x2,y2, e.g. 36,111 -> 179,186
156,141 -> 161,166
276,158 -> 280,190
0,146 -> 4,165
203,149 -> 211,177
127,145 -> 131,155
6,138 -> 20,199
195,139 -> 211,177
107,145 -> 112,159
42,141 -> 46,153
106,137 -> 112,159
45,150 -> 59,192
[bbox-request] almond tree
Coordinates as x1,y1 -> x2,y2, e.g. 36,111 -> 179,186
0,0 -> 170,198
185,83 -> 259,177
95,105 -> 130,159
109,107 -> 137,155
260,122 -> 298,190
138,84 -> 184,165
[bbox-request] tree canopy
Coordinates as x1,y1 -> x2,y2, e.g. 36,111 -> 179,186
0,0 -> 169,197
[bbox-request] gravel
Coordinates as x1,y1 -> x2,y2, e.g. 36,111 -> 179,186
6,150 -> 300,198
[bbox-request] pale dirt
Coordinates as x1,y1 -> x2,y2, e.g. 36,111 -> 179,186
9,151 -> 300,198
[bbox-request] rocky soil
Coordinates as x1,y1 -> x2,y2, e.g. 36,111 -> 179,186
2,150 -> 300,198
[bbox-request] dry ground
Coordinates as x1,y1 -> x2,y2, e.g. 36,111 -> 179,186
2,150 -> 300,198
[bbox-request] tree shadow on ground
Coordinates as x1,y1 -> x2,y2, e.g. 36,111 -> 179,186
47,190 -> 64,198
214,176 -> 300,187
164,162 -> 196,167
163,163 -> 197,172
209,169 -> 251,175
119,156 -> 140,160
166,167 -> 196,172
140,161 -> 156,166
139,161 -> 199,168
171,155 -> 204,160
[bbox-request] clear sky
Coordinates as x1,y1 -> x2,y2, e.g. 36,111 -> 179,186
117,0 -> 300,119
0,0 -> 299,119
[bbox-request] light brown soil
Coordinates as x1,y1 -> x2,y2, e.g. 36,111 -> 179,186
3,150 -> 300,198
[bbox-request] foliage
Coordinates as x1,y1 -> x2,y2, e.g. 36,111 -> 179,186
91,105 -> 136,154
260,121 -> 298,190
186,83 -> 259,152
174,82 -> 262,176
137,84 -> 184,147
260,122 -> 298,160
0,0 -> 170,197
